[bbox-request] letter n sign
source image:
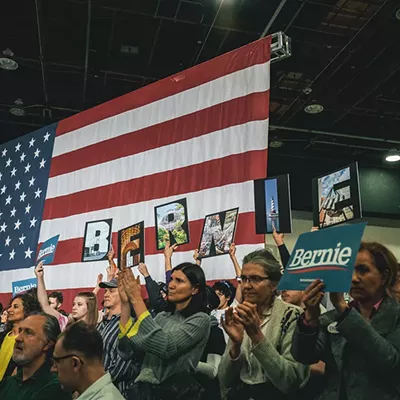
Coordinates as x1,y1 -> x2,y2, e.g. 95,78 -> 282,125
82,219 -> 113,262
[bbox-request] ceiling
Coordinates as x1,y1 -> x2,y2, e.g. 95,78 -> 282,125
1,0 -> 400,171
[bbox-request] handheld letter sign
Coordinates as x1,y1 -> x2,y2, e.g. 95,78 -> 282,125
278,222 -> 367,292
36,235 -> 60,265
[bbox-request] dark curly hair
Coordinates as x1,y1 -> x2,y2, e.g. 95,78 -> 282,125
4,292 -> 42,333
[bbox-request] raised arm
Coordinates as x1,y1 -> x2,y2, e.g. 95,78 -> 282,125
164,242 -> 177,280
272,228 -> 291,268
92,273 -> 103,296
34,262 -> 61,319
229,244 -> 242,303
138,263 -> 167,313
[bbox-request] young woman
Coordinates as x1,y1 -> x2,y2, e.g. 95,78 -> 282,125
118,263 -> 211,400
35,262 -> 98,330
218,249 -> 309,400
291,241 -> 400,400
0,293 -> 41,381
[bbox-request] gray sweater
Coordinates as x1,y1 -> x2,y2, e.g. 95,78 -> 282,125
291,296 -> 400,400
218,296 -> 309,396
118,310 -> 210,384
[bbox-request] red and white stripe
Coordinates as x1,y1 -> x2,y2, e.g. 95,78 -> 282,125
0,37 -> 271,306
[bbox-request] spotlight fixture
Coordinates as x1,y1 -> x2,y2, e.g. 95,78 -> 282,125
0,49 -> 18,71
269,139 -> 284,148
304,103 -> 324,114
9,99 -> 25,117
385,149 -> 400,163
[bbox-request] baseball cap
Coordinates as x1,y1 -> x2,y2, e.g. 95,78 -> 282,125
99,278 -> 118,289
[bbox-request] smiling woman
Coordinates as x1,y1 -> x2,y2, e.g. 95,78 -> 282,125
0,292 -> 41,382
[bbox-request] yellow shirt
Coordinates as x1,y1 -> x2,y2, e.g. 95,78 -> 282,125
0,332 -> 16,381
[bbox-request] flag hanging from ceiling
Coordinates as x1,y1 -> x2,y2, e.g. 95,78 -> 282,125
0,36 -> 271,303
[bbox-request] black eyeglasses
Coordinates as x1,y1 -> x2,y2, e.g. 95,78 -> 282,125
239,275 -> 269,284
51,354 -> 84,365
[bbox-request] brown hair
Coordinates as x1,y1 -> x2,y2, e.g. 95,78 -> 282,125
73,292 -> 98,327
359,242 -> 399,297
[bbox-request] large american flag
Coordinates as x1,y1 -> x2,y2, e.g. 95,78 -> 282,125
0,37 -> 271,306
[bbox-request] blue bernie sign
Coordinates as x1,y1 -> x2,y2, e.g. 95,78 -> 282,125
12,277 -> 38,296
36,234 -> 59,265
278,222 -> 367,293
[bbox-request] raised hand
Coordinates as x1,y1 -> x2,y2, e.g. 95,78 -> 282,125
303,279 -> 324,325
330,292 -> 348,313
120,267 -> 142,303
229,243 -> 236,258
107,245 -> 115,261
221,307 -> 244,345
138,263 -> 150,278
117,274 -> 129,304
96,273 -> 103,286
164,241 -> 178,259
235,302 -> 262,340
34,262 -> 44,278
193,249 -> 201,265
272,228 -> 284,246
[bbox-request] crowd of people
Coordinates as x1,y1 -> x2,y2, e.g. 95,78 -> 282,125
0,231 -> 399,400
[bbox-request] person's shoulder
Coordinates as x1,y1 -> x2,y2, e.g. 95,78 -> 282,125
274,296 -> 302,316
35,374 -> 70,399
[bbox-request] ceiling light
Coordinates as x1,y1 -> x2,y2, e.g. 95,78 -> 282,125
9,99 -> 25,117
269,140 -> 284,148
0,49 -> 18,71
304,103 -> 324,114
385,149 -> 400,163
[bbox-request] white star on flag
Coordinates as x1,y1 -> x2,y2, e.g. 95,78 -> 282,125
1,148 -> 7,157
14,219 -> 21,230
19,234 -> 26,245
0,212 -> 2,218
25,204 -> 31,214
20,153 -> 26,162
25,248 -> 33,259
30,217 -> 37,227
9,249 -> 16,260
10,208 -> 16,217
34,148 -> 40,158
0,172 -> 2,180
20,192 -> 27,202
34,188 -> 42,198
1,185 -> 6,194
39,158 -> 46,168
29,177 -> 35,187
15,180 -> 21,190
5,195 -> 12,205
29,138 -> 35,147
5,236 -> 11,246
24,163 -> 31,173
5,158 -> 11,167
15,143 -> 21,152
44,132 -> 50,142
10,167 -> 17,177
0,222 -> 6,232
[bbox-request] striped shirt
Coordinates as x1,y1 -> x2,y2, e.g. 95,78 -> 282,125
97,314 -> 141,398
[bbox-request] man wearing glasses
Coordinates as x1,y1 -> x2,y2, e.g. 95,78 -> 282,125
218,249 -> 309,400
51,321 -> 124,399
0,312 -> 69,400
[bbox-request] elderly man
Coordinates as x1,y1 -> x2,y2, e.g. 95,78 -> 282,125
52,321 -> 124,399
0,312 -> 69,400
97,277 -> 141,398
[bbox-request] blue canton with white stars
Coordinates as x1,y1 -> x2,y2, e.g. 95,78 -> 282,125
0,125 -> 56,271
